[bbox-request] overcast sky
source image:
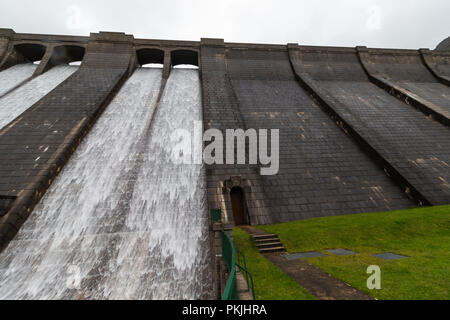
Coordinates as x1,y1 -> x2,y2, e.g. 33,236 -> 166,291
1,0 -> 449,49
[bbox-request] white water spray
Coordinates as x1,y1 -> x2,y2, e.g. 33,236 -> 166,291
0,67 -> 212,300
0,65 -> 77,130
0,63 -> 37,97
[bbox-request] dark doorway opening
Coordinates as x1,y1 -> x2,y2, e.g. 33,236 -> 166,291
14,43 -> 46,63
170,50 -> 199,68
230,187 -> 248,226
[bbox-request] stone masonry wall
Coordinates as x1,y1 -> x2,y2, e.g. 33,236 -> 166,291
289,46 -> 450,205
200,38 -> 273,226
226,46 -> 414,221
0,30 -> 448,248
358,47 -> 450,125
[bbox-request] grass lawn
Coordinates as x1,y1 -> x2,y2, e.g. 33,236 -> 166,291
233,228 -> 316,300
257,205 -> 450,300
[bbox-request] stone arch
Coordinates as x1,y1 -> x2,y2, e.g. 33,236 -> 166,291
13,43 -> 47,63
136,48 -> 165,67
223,176 -> 251,225
230,186 -> 248,226
51,45 -> 85,65
33,44 -> 86,75
0,42 -> 47,71
170,49 -> 199,67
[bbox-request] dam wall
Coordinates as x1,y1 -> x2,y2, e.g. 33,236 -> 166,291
0,29 -> 448,252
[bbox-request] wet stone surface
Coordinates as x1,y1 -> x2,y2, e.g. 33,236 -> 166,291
326,249 -> 357,256
373,253 -> 409,260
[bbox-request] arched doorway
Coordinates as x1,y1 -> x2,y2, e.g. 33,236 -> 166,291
230,186 -> 247,225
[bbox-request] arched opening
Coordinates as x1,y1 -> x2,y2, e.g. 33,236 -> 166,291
173,64 -> 198,69
171,50 -> 198,69
50,45 -> 85,66
230,186 -> 248,226
136,48 -> 164,68
14,43 -> 46,63
141,63 -> 163,68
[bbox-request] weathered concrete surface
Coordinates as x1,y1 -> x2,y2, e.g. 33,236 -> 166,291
420,49 -> 450,86
0,29 -> 14,64
0,29 -> 18,71
358,47 -> 450,125
435,37 -> 450,51
0,29 -> 448,235
0,39 -> 8,62
236,269 -> 254,300
0,32 -> 134,250
200,38 -> 273,226
289,46 -> 450,206
225,46 -> 414,222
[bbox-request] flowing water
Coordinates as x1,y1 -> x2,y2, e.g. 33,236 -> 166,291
0,68 -> 212,300
0,63 -> 37,97
0,65 -> 77,130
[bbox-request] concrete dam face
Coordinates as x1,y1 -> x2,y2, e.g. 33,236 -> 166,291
0,29 -> 449,299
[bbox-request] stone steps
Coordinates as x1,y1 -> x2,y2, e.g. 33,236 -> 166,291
255,241 -> 283,249
252,233 -> 285,254
254,237 -> 279,244
253,234 -> 278,240
258,246 -> 286,254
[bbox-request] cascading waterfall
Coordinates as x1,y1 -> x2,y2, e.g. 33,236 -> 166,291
0,63 -> 37,97
103,68 -> 212,299
0,64 -> 77,130
0,67 -> 212,300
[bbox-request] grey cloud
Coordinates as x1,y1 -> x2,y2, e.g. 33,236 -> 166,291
0,0 -> 449,49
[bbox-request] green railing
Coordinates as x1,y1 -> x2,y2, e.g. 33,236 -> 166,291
221,230 -> 255,300
236,247 -> 255,300
221,231 -> 237,300
211,209 -> 222,223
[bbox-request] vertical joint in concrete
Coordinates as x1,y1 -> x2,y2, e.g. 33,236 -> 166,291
355,45 -> 368,52
287,43 -> 299,50
32,45 -> 54,76
163,50 -> 171,79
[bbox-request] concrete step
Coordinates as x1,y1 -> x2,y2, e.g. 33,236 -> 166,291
259,246 -> 286,254
255,242 -> 283,249
254,237 -> 280,244
253,234 -> 278,240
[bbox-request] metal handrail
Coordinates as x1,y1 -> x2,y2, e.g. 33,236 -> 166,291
220,230 -> 255,300
236,246 -> 247,268
235,247 -> 249,285
221,231 -> 237,300
236,263 -> 255,300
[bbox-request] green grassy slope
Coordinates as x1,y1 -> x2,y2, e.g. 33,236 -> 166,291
257,205 -> 450,300
233,228 -> 316,300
